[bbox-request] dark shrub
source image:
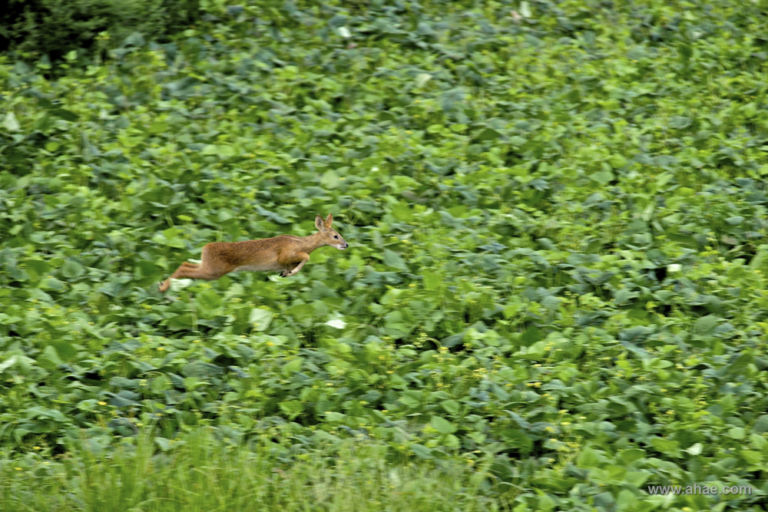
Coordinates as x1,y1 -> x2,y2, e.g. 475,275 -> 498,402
0,0 -> 201,60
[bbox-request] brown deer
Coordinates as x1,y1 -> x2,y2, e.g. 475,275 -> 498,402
159,214 -> 347,292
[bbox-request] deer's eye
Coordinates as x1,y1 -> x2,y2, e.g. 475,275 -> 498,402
333,235 -> 339,239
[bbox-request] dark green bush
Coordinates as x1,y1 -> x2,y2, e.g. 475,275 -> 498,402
0,0 -> 201,60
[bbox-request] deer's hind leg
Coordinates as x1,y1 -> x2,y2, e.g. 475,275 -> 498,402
159,251 -> 234,292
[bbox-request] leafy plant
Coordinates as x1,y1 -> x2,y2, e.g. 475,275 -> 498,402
1,0 -> 767,510
0,0 -> 201,61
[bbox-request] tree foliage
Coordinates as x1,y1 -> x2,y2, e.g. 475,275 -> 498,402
0,0 -> 201,60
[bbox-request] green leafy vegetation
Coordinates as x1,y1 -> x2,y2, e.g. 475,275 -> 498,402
1,0 -> 767,510
2,431 -> 500,512
0,0 -> 201,61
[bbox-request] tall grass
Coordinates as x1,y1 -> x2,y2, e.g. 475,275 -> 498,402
0,430 -> 511,511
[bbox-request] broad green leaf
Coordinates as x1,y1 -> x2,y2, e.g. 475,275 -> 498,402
282,357 -> 303,376
279,400 -> 303,418
693,315 -> 720,335
61,259 -> 85,279
2,111 -> 19,131
382,250 -> 407,271
249,308 -> 273,331
753,415 -> 768,434
430,416 -> 457,434
441,399 -> 460,415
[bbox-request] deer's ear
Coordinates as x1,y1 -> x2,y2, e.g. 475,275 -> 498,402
315,215 -> 325,231
325,213 -> 333,228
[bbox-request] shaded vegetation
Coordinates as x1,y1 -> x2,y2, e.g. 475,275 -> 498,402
0,0 -> 201,61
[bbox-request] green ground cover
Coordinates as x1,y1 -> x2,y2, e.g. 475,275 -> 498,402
1,1 -> 767,510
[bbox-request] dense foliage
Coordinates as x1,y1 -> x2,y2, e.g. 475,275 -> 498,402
0,0 -> 201,61
1,0 -> 767,509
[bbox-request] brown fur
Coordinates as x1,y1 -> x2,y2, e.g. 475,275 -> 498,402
159,214 -> 347,292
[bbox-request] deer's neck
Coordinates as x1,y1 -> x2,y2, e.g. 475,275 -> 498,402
297,232 -> 325,254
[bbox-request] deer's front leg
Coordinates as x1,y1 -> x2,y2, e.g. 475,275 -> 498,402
280,253 -> 309,277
